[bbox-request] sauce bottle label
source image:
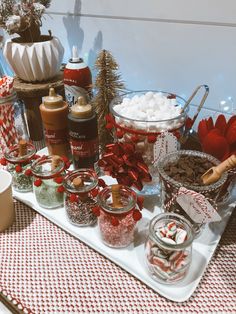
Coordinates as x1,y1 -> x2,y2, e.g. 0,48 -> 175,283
64,85 -> 89,107
70,138 -> 99,158
44,128 -> 68,145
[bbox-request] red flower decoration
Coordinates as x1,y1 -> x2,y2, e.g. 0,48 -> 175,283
15,165 -> 22,173
133,209 -> 142,221
57,185 -> 65,193
198,114 -> 236,161
54,176 -> 64,184
69,194 -> 78,203
24,169 -> 32,176
90,188 -> 99,197
34,179 -> 42,187
111,216 -> 119,226
0,158 -> 7,166
116,129 -> 124,139
92,206 -> 100,217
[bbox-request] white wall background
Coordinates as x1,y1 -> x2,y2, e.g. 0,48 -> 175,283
41,0 -> 236,119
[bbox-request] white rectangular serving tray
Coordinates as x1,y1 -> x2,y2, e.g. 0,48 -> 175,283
13,149 -> 236,302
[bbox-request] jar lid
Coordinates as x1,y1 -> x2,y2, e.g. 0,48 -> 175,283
97,185 -> 137,214
63,169 -> 98,193
31,155 -> 65,179
71,96 -> 92,118
4,141 -> 36,164
43,88 -> 64,109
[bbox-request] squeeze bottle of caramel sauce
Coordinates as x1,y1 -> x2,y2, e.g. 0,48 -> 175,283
40,88 -> 70,158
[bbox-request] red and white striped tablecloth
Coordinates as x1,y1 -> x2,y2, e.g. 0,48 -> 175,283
0,201 -> 236,313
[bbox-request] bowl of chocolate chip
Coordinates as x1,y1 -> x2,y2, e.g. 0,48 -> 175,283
157,150 -> 228,235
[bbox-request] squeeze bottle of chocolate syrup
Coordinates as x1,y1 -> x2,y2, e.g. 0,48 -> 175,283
64,46 -> 92,108
40,88 -> 70,158
68,96 -> 99,171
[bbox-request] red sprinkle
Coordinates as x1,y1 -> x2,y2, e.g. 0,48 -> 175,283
90,188 -> 99,197
105,123 -> 113,130
34,179 -> 42,187
116,129 -> 124,139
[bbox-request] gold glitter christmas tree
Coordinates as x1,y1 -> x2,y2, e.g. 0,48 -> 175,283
92,50 -> 125,152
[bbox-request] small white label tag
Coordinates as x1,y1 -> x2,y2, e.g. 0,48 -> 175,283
176,187 -> 221,223
153,131 -> 178,166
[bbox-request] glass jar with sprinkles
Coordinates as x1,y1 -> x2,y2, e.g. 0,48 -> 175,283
96,184 -> 142,248
63,169 -> 99,226
31,155 -> 66,209
3,140 -> 36,192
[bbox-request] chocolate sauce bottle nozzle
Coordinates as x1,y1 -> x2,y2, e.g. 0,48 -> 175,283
71,96 -> 92,119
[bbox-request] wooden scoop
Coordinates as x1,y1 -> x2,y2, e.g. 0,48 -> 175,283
19,139 -> 27,157
201,154 -> 236,185
73,176 -> 88,201
51,155 -> 61,170
111,184 -> 122,208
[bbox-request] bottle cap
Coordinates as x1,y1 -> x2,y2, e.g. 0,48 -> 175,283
71,96 -> 93,118
71,45 -> 80,63
43,88 -> 64,109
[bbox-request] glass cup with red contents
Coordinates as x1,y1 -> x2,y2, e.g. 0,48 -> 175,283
95,184 -> 142,248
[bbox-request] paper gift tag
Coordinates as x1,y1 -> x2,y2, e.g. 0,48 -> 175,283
153,131 -> 178,166
176,187 -> 221,224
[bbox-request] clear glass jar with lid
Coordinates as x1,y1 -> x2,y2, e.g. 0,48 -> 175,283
63,169 -> 99,226
96,185 -> 142,248
3,140 -> 36,192
31,155 -> 66,209
145,213 -> 194,284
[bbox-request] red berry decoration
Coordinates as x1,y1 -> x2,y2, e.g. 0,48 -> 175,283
15,165 -> 22,173
98,178 -> 106,188
34,179 -> 42,187
57,185 -> 65,193
92,206 -> 100,217
111,216 -> 119,226
54,176 -> 64,184
147,135 -> 157,143
133,209 -> 142,221
69,194 -> 78,202
116,129 -> 124,139
24,169 -> 32,176
0,158 -> 7,166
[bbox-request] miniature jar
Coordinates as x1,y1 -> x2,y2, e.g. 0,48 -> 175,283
145,213 -> 194,284
63,169 -> 99,226
31,155 -> 65,209
3,141 -> 36,192
96,185 -> 142,248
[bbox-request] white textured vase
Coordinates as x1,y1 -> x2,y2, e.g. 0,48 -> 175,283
4,36 -> 64,82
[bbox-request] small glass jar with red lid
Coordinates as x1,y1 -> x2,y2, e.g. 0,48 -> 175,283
63,169 -> 99,226
2,140 -> 36,192
95,184 -> 142,248
31,155 -> 66,209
